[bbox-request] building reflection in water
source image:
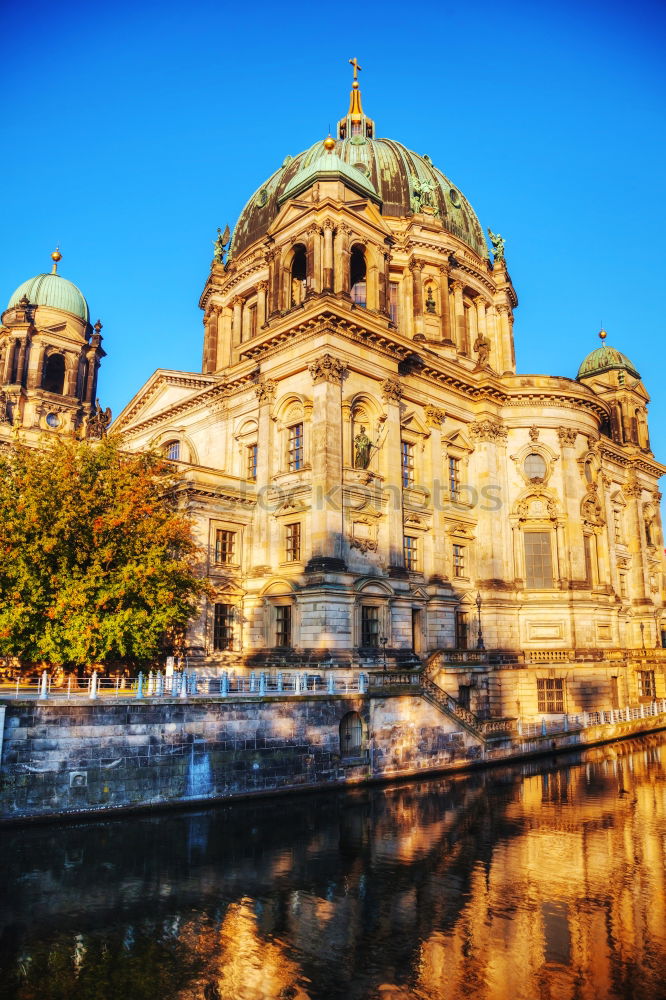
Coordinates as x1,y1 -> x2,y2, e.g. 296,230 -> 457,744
1,736 -> 665,1000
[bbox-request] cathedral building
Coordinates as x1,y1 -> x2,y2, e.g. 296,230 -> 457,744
10,67 -> 665,720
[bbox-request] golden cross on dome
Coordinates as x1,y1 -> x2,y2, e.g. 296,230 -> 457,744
349,57 -> 362,82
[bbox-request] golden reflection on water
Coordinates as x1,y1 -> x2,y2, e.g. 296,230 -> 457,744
2,737 -> 666,1000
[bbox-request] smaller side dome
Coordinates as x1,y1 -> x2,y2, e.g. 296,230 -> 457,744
7,252 -> 89,322
576,345 -> 640,381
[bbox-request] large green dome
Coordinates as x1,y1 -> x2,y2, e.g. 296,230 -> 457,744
576,345 -> 640,381
231,136 -> 487,260
7,272 -> 89,322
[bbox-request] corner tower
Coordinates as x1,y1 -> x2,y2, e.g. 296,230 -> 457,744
0,250 -> 107,444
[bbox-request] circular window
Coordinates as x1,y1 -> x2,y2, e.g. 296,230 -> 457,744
449,187 -> 461,207
46,413 -> 60,428
524,453 -> 547,480
257,188 -> 268,207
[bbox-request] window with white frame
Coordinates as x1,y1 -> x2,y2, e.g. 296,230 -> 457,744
164,440 -> 180,461
448,456 -> 461,501
401,440 -> 414,488
285,522 -> 301,562
452,543 -> 466,578
288,423 -> 304,471
214,529 -> 236,564
403,535 -> 419,571
246,443 -> 258,481
524,531 -> 553,589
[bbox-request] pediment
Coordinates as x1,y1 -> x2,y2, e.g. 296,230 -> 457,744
442,429 -> 473,452
113,369 -> 220,432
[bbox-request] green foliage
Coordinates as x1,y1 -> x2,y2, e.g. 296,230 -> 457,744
0,437 -> 208,668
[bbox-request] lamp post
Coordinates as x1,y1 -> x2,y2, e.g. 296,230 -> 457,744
380,635 -> 388,670
475,591 -> 485,651
640,621 -> 645,651
655,608 -> 662,649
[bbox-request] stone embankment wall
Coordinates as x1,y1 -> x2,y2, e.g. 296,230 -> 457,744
0,693 -> 479,822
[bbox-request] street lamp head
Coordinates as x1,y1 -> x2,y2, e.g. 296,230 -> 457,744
476,591 -> 482,609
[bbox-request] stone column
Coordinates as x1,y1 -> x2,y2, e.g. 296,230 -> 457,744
367,245 -> 379,312
306,226 -> 317,298
254,380 -> 276,568
452,281 -> 467,355
379,250 -> 390,316
625,472 -> 647,602
342,401 -> 352,468
257,281 -> 268,329
322,221 -> 334,292
410,259 -> 424,337
266,249 -> 280,317
475,297 -> 488,364
220,306 -> 233,368
401,268 -> 414,339
438,266 -> 453,344
14,338 -> 28,386
425,405 -> 446,580
380,377 -> 405,571
469,419 -> 509,584
26,343 -> 44,390
232,296 -> 243,347
497,304 -> 515,372
307,355 -> 346,569
84,354 -> 99,405
557,426 -> 582,585
486,306 -> 502,373
334,225 -> 351,295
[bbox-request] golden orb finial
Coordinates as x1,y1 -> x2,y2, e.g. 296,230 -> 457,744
323,135 -> 336,152
599,329 -> 607,341
51,246 -> 62,274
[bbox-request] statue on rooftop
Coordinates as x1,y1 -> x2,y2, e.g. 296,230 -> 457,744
487,228 -> 505,261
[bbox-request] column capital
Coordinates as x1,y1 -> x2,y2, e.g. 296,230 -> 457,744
308,353 -> 347,385
254,378 -> 276,404
322,219 -> 335,231
425,405 -> 445,428
381,377 -> 402,402
231,295 -> 244,308
409,258 -> 426,272
257,280 -> 269,292
557,426 -> 577,447
469,418 -> 507,443
451,279 -> 464,293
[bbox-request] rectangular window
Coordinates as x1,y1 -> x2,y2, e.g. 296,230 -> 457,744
165,441 -> 180,461
537,678 -> 565,714
448,456 -> 460,501
452,543 -> 466,578
213,603 -> 234,651
401,440 -> 414,488
524,531 -> 553,589
389,282 -> 399,324
403,535 -> 418,571
246,443 -> 258,481
275,605 -> 292,647
455,611 -> 468,649
285,522 -> 301,562
214,529 -> 236,564
361,605 -> 379,647
288,423 -> 304,471
613,508 -> 623,543
638,670 -> 656,699
248,303 -> 257,339
583,535 -> 593,585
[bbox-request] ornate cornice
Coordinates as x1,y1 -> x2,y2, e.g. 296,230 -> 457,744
308,354 -> 347,385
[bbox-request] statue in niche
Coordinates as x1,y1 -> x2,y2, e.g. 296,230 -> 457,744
425,286 -> 436,313
354,425 -> 372,469
487,228 -> 505,261
473,332 -> 491,369
291,277 -> 305,306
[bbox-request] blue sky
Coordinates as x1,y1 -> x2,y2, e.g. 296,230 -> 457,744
3,0 -> 666,458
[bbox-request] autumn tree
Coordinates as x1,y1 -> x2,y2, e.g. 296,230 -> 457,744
0,437 -> 208,670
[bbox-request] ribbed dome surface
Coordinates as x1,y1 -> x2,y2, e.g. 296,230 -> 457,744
231,137 -> 487,259
577,346 -> 640,380
7,273 -> 89,322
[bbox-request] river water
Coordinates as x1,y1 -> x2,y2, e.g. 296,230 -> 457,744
1,735 -> 666,1000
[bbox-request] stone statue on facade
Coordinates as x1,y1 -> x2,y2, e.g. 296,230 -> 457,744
487,228 -> 505,261
425,286 -> 436,313
88,399 -> 112,439
354,425 -> 372,469
0,390 -> 10,424
411,177 -> 437,215
473,332 -> 491,369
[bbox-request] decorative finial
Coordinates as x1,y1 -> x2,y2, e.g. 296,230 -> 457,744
51,246 -> 62,274
599,329 -> 607,341
323,135 -> 336,152
94,319 -> 103,334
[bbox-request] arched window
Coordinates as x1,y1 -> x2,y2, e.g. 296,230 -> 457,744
339,712 -> 364,758
350,245 -> 367,307
291,244 -> 307,306
42,354 -> 65,394
164,440 -> 180,461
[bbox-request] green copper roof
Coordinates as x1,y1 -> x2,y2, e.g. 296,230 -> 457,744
279,149 -> 379,204
7,272 -> 89,322
576,345 -> 640,381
